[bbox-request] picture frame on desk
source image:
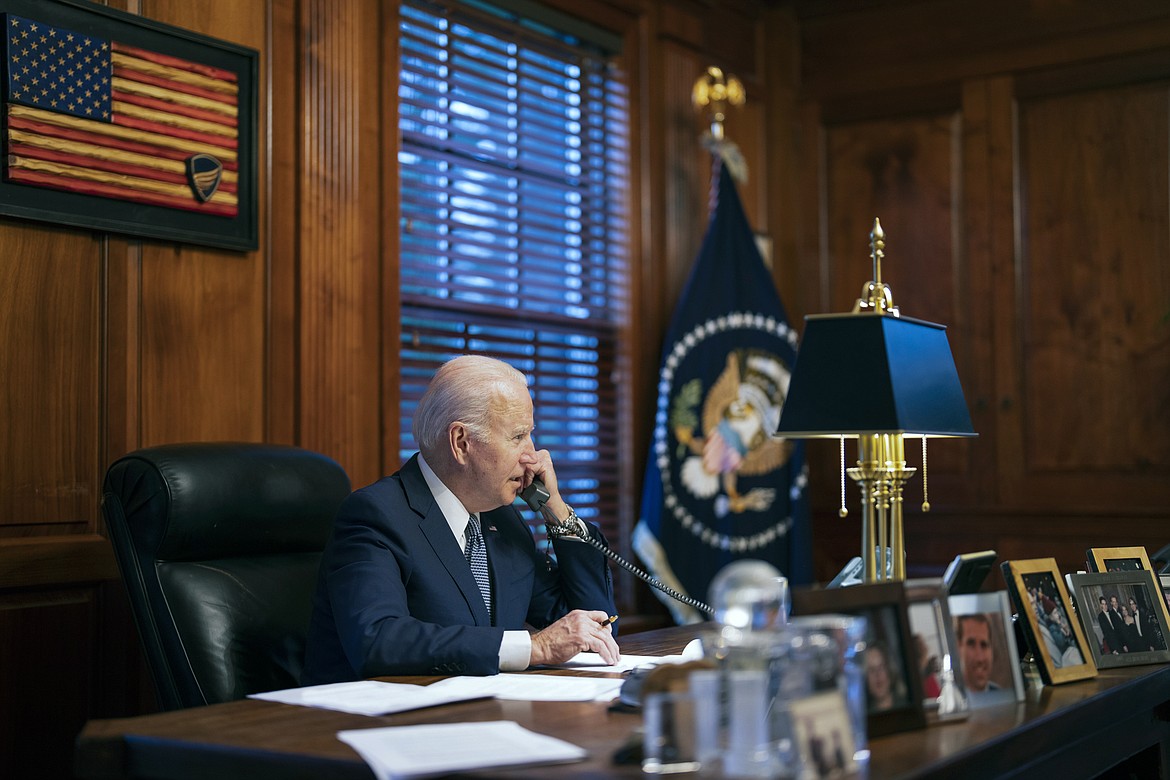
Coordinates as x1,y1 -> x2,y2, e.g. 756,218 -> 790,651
1087,546 -> 1170,631
791,581 -> 926,737
948,591 -> 1026,707
1068,570 -> 1170,669
1160,574 -> 1170,618
1086,545 -> 1154,574
1001,558 -> 1097,685
903,579 -> 965,718
788,690 -> 859,777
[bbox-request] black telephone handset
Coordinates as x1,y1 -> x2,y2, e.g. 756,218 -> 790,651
521,478 -> 713,617
520,479 -> 552,514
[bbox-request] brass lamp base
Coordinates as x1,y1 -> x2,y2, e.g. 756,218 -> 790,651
848,433 -> 915,582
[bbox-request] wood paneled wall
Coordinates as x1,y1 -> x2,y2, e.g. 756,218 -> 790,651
3,0 -> 1169,775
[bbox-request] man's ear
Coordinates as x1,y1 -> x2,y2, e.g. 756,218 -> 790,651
449,422 -> 471,465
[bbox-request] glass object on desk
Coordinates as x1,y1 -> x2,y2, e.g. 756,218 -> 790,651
784,616 -> 869,766
709,560 -> 789,634
694,613 -> 869,779
642,690 -> 701,774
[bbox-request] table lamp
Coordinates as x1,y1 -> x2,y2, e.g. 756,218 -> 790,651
775,219 -> 976,582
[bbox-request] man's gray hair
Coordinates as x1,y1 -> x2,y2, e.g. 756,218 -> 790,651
412,355 -> 529,454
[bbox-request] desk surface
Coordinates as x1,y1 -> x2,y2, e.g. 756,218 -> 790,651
77,624 -> 1170,780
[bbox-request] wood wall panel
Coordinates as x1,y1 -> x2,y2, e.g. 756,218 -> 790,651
958,76 -> 1013,507
0,590 -> 98,780
103,240 -> 143,466
137,248 -> 266,445
761,6 -> 806,320
132,1 -> 270,449
298,0 -> 384,487
0,224 -> 101,535
1017,84 -> 1170,491
799,0 -> 1170,102
824,114 -> 960,321
268,0 -> 300,446
660,41 -> 711,318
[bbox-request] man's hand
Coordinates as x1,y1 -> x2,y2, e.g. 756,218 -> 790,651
521,448 -> 572,522
530,609 -> 620,666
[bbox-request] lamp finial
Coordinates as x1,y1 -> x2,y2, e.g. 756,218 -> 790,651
854,216 -> 899,316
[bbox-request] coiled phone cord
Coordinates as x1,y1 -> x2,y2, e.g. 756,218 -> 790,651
566,525 -> 714,618
525,479 -> 714,617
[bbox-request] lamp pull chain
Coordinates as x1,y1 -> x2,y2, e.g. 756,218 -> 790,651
839,435 -> 849,517
921,437 -> 931,512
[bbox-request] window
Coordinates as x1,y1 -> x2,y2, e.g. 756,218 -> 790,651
397,0 -> 629,547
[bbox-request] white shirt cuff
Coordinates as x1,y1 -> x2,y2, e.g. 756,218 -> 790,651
499,630 -> 532,671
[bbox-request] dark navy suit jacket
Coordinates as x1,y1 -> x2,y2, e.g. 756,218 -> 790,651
302,455 -> 615,683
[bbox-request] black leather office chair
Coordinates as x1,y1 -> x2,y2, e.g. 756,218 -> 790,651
101,442 -> 351,710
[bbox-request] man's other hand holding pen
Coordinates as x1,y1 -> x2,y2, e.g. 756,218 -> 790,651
529,609 -> 621,667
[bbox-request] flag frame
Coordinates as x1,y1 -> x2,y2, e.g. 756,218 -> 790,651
1,0 -> 257,250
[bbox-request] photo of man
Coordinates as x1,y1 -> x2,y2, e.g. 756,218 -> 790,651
956,614 -> 998,693
949,592 -> 1024,706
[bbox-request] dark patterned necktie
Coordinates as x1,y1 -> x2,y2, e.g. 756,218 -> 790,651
465,514 -> 492,620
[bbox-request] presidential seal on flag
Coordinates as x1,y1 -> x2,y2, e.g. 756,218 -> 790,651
673,347 -> 794,518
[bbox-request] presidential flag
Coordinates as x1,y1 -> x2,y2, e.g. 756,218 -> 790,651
4,14 -> 238,216
633,160 -> 810,624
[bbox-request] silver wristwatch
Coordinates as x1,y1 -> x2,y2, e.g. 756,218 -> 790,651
542,504 -> 588,539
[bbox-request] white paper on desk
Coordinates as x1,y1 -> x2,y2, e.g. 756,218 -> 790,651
427,673 -> 623,702
544,652 -> 685,673
337,720 -> 586,780
248,680 -> 486,717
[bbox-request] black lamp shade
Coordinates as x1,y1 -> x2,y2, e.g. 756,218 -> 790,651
775,313 -> 976,437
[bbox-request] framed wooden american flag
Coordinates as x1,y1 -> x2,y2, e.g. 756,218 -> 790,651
2,0 -> 257,250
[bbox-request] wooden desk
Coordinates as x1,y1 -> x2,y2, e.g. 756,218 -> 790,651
77,624 -> 1170,779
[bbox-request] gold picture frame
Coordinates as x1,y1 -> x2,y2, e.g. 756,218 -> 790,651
1086,545 -> 1156,575
1086,546 -> 1170,630
1001,558 -> 1097,685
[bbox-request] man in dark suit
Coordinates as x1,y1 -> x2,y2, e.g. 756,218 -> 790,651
1097,596 -> 1121,654
1108,595 -> 1127,652
303,356 -> 619,683
1128,597 -> 1161,652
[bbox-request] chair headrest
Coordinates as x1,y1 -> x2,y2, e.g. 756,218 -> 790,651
103,442 -> 351,561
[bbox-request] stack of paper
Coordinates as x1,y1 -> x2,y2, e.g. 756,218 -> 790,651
337,720 -> 586,779
425,673 -> 623,702
249,680 -> 486,717
250,672 -> 626,715
545,651 -> 687,673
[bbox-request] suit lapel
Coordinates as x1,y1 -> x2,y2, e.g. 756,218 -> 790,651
482,506 -> 526,618
401,457 -> 491,626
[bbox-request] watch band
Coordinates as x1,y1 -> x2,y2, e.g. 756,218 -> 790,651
543,505 -> 587,539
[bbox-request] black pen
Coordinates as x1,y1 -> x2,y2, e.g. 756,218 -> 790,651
600,615 -> 619,627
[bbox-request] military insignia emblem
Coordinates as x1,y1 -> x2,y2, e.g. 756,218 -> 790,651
186,153 -> 223,202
